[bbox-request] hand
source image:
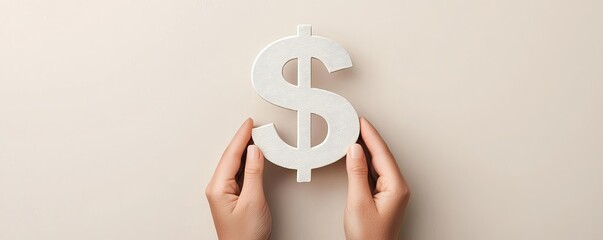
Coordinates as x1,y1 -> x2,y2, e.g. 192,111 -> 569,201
205,118 -> 272,240
344,118 -> 411,240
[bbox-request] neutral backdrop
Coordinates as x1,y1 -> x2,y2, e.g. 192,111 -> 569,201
1,0 -> 602,239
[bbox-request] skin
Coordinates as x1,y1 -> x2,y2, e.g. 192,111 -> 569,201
344,118 -> 411,240
206,117 -> 410,240
205,119 -> 272,240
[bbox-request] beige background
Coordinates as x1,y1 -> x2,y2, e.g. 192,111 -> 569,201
1,0 -> 602,239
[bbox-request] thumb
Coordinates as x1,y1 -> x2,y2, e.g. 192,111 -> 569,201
346,144 -> 373,204
240,145 -> 265,199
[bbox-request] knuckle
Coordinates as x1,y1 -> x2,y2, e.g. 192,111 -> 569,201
204,187 -> 213,198
392,185 -> 410,200
372,152 -> 395,162
204,186 -> 219,200
349,165 -> 368,176
244,166 -> 262,176
401,187 -> 411,199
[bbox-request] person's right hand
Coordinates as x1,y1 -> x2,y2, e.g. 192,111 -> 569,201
344,118 -> 411,240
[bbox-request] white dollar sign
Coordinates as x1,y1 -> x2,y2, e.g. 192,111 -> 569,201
251,25 -> 360,182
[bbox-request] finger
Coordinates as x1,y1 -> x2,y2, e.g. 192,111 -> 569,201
239,145 -> 266,200
346,144 -> 373,204
213,118 -> 253,182
359,117 -> 402,181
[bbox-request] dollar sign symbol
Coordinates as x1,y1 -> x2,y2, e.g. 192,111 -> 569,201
251,25 -> 360,182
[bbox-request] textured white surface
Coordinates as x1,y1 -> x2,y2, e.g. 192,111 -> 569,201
1,0 -> 603,239
251,25 -> 359,182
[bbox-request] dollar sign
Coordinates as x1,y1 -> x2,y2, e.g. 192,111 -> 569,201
251,25 -> 360,182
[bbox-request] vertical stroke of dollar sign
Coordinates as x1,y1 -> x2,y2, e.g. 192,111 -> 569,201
251,25 -> 360,182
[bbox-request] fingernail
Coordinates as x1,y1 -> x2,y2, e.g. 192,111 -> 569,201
242,117 -> 252,126
247,145 -> 258,160
350,144 -> 363,159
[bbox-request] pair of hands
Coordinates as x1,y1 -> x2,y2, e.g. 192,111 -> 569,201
205,118 -> 410,240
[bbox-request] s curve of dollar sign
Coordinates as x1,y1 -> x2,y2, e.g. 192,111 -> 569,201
251,25 -> 360,182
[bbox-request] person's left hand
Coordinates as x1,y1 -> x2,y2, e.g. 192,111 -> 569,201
205,118 -> 272,240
